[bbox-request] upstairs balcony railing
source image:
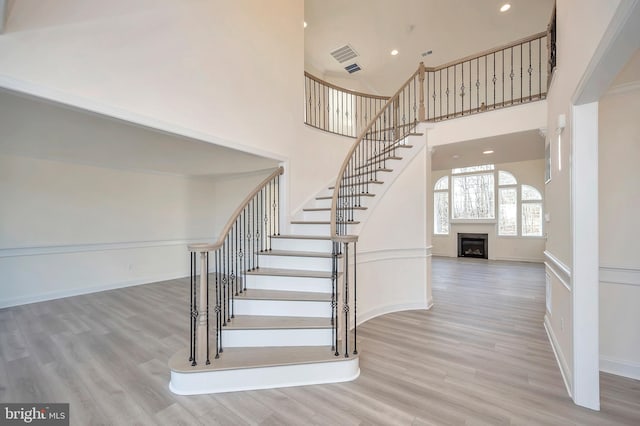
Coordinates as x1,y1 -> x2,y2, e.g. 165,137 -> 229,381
305,22 -> 556,132
304,72 -> 389,138
425,31 -> 548,121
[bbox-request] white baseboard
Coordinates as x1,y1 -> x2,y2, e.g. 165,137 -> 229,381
0,272 -> 188,309
544,314 -> 573,398
495,256 -> 544,263
600,356 -> 640,381
357,302 -> 429,325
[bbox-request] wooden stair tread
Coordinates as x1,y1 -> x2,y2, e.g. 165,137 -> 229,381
316,194 -> 375,200
271,234 -> 332,240
291,220 -> 360,225
328,181 -> 383,190
303,206 -> 367,212
356,156 -> 402,170
259,249 -> 334,258
235,289 -> 331,302
351,168 -> 393,178
225,315 -> 331,330
170,345 -> 352,373
246,267 -> 334,279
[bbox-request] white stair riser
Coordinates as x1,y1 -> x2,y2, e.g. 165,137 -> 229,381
270,238 -> 333,252
290,223 -> 331,235
222,328 -> 333,347
302,210 -> 366,222
291,222 -> 359,236
301,210 -> 331,222
245,275 -> 333,293
169,357 -> 360,395
233,299 -> 331,318
258,255 -> 333,271
312,196 -> 375,210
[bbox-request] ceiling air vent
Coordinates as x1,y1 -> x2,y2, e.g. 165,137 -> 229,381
344,63 -> 362,74
330,44 -> 359,63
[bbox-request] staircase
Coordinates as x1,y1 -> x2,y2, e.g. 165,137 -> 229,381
168,56 -> 431,395
169,127 -> 427,394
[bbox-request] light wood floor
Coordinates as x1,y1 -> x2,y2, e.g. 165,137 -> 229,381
1,257 -> 639,425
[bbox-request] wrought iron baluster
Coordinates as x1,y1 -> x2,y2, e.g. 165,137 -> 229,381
216,250 -> 222,355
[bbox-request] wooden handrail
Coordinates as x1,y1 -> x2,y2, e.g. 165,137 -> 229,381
304,71 -> 390,100
425,31 -> 548,72
329,67 -> 421,239
188,166 -> 284,252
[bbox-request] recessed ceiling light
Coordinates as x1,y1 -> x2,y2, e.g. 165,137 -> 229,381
483,150 -> 494,154
500,3 -> 511,12
304,21 -> 307,28
452,154 -> 460,159
391,49 -> 399,56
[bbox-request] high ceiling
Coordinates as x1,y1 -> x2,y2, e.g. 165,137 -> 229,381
305,0 -> 556,95
305,0 -> 554,170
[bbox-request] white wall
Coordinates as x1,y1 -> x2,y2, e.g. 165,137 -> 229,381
0,154 -> 279,308
356,139 -> 431,322
431,159 -> 546,262
427,101 -> 547,147
0,154 -> 221,307
0,0 -> 359,306
543,0 -> 622,405
0,0 -> 349,224
598,85 -> 640,380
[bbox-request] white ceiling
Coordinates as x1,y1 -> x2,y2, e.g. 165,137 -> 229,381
0,89 -> 279,177
305,0 -> 553,170
305,0 -> 555,95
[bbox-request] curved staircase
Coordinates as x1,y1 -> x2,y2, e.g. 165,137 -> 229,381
169,130 -> 425,395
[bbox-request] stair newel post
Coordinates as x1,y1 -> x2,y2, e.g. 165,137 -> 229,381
353,241 -> 358,355
186,244 -> 215,366
343,241 -> 350,358
189,250 -> 196,365
205,252 -> 210,365
198,250 -> 209,365
276,173 -> 281,236
215,249 -> 221,358
331,241 -> 338,354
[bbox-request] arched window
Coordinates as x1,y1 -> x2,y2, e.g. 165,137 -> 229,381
521,185 -> 543,236
498,171 -> 518,235
434,167 -> 543,238
434,176 -> 449,235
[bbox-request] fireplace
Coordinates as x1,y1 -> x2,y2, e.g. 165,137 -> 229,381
458,233 -> 488,259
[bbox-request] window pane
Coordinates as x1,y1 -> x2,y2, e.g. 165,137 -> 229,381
452,164 -> 495,174
434,176 -> 449,191
522,202 -> 543,236
498,187 -> 517,235
434,192 -> 449,234
522,184 -> 542,201
452,173 -> 495,219
498,171 -> 517,186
